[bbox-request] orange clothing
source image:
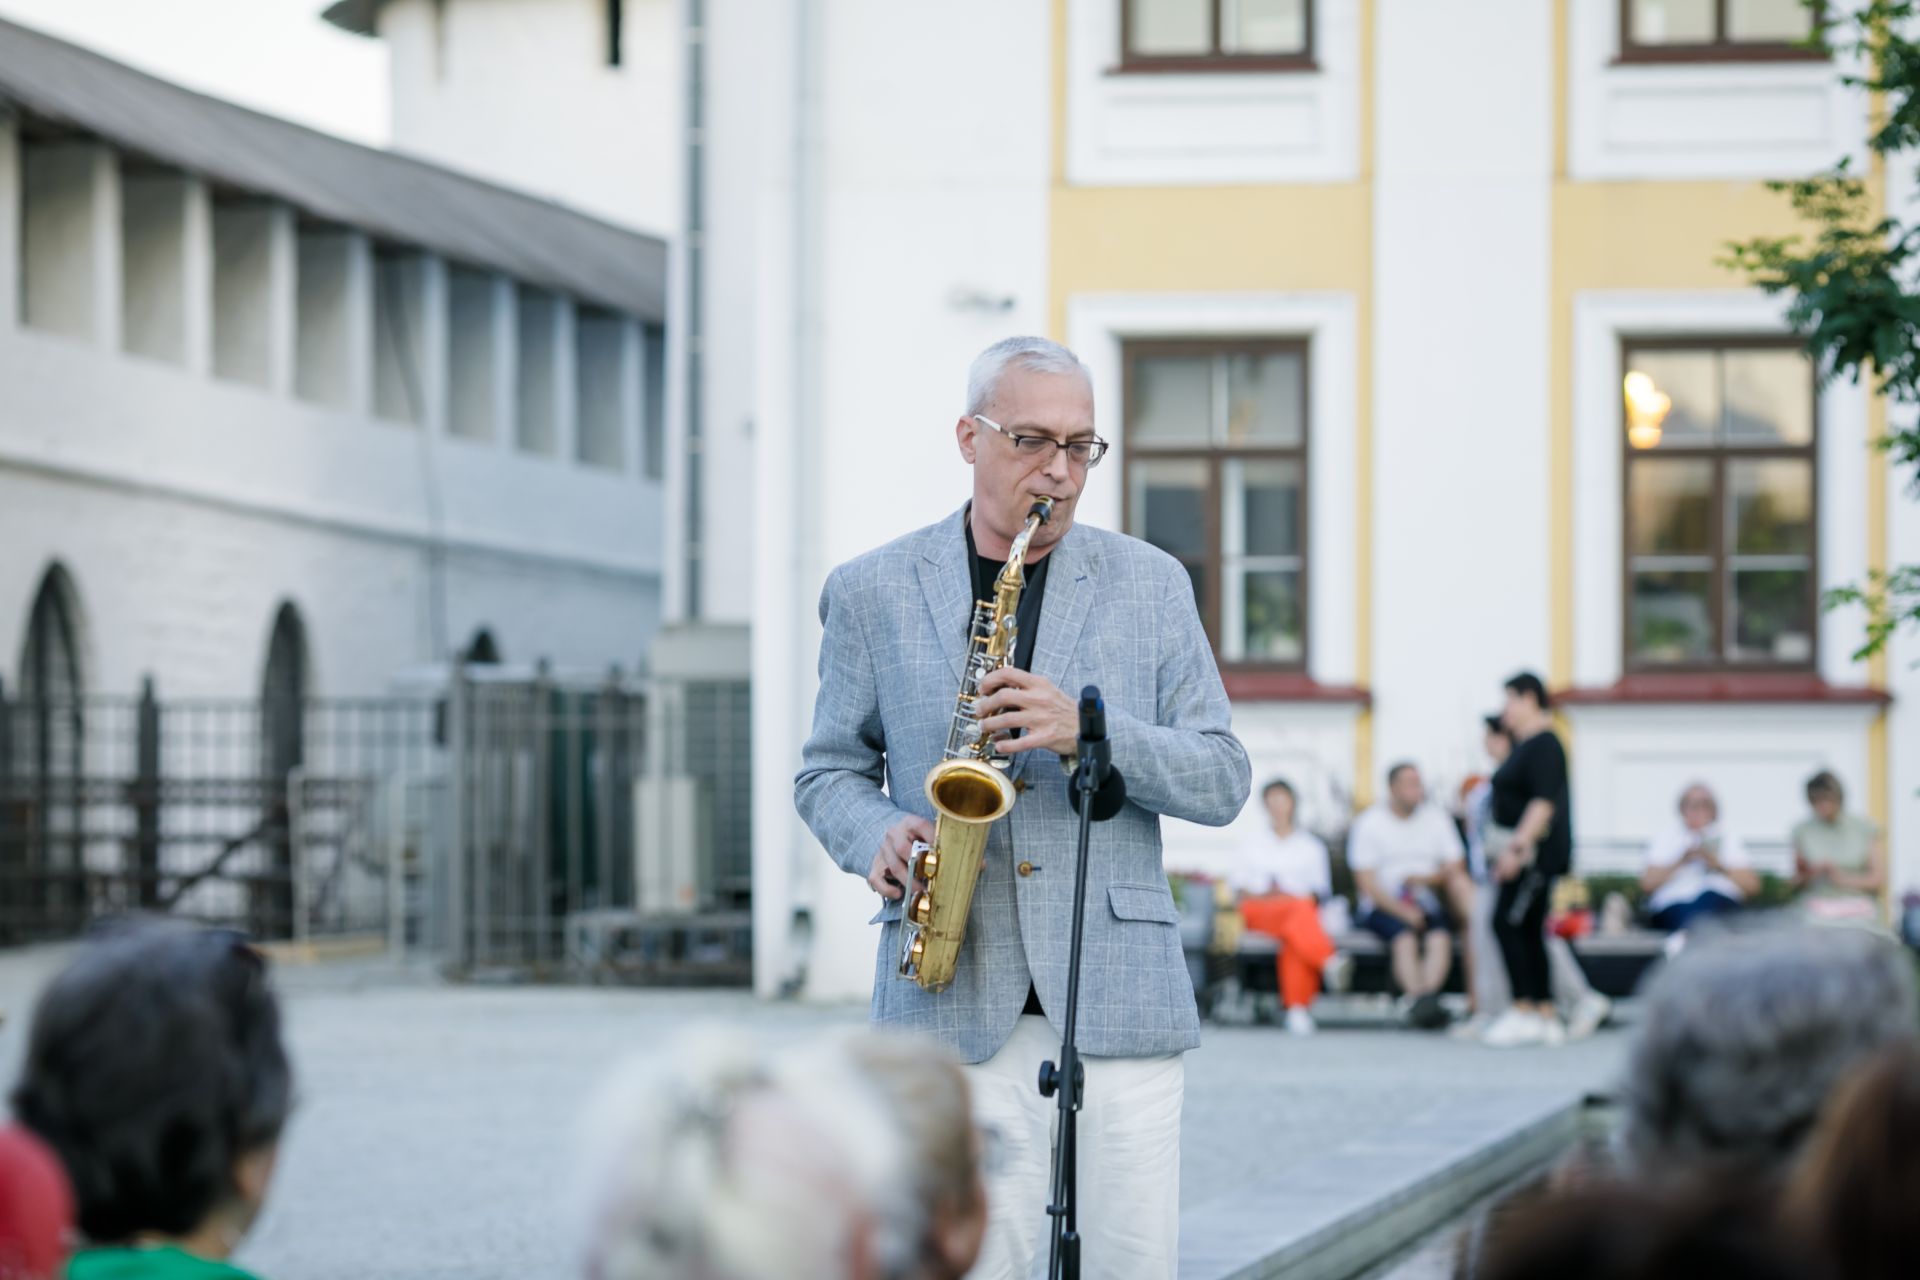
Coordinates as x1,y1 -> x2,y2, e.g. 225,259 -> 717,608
1239,893 -> 1336,1010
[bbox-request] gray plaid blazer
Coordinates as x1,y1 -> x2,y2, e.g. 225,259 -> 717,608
795,505 -> 1251,1063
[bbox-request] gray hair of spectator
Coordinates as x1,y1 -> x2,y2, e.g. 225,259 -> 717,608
841,1032 -> 983,1236
1623,925 -> 1919,1182
1806,770 -> 1843,803
965,336 -> 1091,418
576,1028 -> 917,1280
1677,782 -> 1718,819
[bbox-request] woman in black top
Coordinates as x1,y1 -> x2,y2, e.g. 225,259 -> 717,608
1485,672 -> 1573,1046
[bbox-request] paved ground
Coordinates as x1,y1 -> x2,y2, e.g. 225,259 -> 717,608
0,951 -> 1627,1280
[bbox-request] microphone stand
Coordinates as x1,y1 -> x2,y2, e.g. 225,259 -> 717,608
1039,688 -> 1118,1280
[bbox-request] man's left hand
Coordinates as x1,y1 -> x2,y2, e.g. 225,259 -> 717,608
974,668 -> 1078,757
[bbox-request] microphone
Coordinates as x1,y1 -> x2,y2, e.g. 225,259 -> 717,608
1067,685 -> 1127,822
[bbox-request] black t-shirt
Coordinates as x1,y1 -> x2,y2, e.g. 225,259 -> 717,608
966,521 -> 1051,668
964,520 -> 1052,1016
1490,730 -> 1572,876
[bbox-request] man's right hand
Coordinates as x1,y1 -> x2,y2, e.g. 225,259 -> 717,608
868,814 -> 936,900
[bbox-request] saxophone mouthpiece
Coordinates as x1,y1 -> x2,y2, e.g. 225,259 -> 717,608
1028,497 -> 1055,523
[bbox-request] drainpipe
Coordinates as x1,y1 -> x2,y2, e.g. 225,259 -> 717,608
682,0 -> 707,620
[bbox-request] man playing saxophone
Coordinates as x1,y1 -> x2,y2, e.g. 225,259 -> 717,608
795,336 -> 1251,1280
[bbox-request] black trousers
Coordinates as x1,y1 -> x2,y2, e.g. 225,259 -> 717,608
1493,867 -> 1556,1004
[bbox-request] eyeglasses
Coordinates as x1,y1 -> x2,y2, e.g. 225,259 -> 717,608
972,415 -> 1108,468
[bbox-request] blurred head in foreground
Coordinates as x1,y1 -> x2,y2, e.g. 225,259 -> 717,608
579,1028 -> 984,1280
1785,1042 -> 1920,1280
1479,1181 -> 1823,1280
1623,923 -> 1917,1184
11,919 -> 292,1268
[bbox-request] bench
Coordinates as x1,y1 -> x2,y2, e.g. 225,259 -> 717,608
1185,920 -> 1667,1021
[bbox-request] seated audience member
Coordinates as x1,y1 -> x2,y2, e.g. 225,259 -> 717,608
0,1124 -> 74,1280
1231,779 -> 1352,1036
1791,770 -> 1886,921
1785,1043 -> 1920,1280
1622,924 -> 1917,1187
1641,783 -> 1758,933
580,1027 -> 979,1280
1459,718 -> 1609,1044
1347,763 -> 1467,1029
11,919 -> 292,1280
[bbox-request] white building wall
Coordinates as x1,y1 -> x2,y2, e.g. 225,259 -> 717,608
375,0 -> 681,235
0,470 -> 658,700
1371,0 -> 1554,795
746,0 -> 1055,1001
1567,0 -> 1869,181
1064,0 -> 1362,186
697,0 -> 761,628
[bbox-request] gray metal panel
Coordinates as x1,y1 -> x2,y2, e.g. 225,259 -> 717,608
0,15 -> 667,322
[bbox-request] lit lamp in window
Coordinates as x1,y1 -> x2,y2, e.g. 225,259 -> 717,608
1623,370 -> 1671,450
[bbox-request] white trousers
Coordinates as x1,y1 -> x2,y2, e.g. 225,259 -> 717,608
962,1015 -> 1183,1280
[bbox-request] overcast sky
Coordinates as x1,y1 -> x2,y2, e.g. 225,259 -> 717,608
0,0 -> 387,144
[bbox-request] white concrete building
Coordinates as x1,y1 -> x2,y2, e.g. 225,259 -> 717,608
334,0 -> 1915,1004
0,14 -> 671,709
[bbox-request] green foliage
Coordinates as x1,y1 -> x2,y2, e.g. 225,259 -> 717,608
1724,0 -> 1920,661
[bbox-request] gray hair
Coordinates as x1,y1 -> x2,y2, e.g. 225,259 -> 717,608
1623,924 -> 1919,1183
577,1028 -> 918,1280
966,336 -> 1091,417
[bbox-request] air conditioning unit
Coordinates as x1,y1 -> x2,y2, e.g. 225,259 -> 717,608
634,775 -> 707,915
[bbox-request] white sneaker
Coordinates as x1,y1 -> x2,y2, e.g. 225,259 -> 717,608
1448,1012 -> 1493,1042
1284,1007 -> 1318,1036
1566,993 -> 1612,1041
1481,1009 -> 1546,1048
1321,952 -> 1354,994
1540,1015 -> 1568,1048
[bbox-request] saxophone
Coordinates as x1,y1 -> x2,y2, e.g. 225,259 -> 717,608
898,498 -> 1054,991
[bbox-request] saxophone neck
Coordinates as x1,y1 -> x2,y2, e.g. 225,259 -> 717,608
995,498 -> 1054,590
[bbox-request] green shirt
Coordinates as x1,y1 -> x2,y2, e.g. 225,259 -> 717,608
65,1247 -> 262,1280
1791,812 -> 1880,898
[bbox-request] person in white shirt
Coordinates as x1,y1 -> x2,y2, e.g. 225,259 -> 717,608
1232,779 -> 1351,1035
1347,763 -> 1469,1028
1641,783 -> 1758,932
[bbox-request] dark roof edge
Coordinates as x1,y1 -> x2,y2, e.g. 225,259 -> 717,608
322,1 -> 384,37
0,14 -> 666,320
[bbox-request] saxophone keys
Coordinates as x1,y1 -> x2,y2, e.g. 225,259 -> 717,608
911,840 -> 938,881
911,892 -> 933,924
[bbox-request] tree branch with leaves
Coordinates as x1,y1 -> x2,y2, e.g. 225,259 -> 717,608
1723,0 -> 1920,661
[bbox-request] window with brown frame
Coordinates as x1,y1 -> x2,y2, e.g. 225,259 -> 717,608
1121,0 -> 1315,71
1123,340 -> 1309,669
1620,0 -> 1824,62
1621,338 -> 1818,672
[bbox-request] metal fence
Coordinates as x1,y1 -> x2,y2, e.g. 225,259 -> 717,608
0,665 -> 753,982
0,680 -> 437,946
